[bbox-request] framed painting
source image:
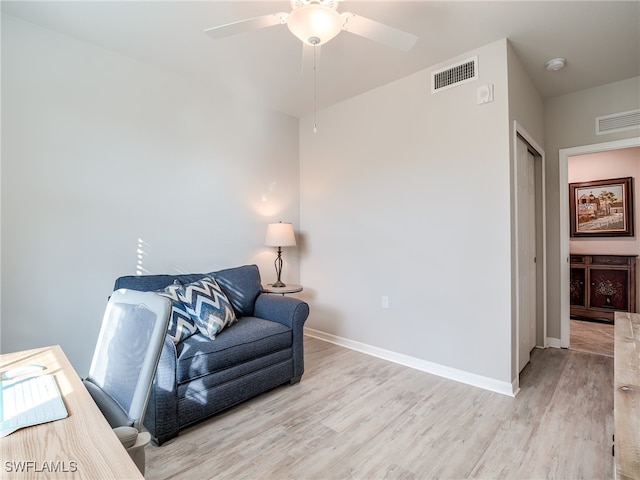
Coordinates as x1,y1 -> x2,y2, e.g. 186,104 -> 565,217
569,177 -> 634,237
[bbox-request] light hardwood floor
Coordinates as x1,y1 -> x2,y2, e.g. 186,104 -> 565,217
570,319 -> 614,357
146,337 -> 614,480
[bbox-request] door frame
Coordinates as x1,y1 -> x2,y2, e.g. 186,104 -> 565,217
558,137 -> 640,348
513,122 -> 547,390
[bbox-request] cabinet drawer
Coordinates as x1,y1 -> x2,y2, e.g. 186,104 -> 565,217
592,255 -> 633,266
570,255 -> 586,264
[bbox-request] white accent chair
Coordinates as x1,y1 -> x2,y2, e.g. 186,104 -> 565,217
83,289 -> 171,475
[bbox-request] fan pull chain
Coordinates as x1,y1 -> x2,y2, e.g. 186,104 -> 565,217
313,43 -> 318,134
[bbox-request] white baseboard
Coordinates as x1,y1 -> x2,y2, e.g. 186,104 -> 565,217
546,337 -> 563,349
304,327 -> 516,397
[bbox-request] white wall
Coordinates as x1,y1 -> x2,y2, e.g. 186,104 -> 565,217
299,39 -> 514,389
544,77 -> 640,339
506,41 -> 545,382
1,15 -> 300,374
568,147 -> 640,303
507,43 -> 544,144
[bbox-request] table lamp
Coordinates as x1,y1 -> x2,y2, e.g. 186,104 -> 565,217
264,222 -> 296,287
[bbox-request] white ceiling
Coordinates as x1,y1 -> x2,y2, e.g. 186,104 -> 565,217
2,1 -> 639,118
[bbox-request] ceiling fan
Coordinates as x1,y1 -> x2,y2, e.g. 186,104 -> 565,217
204,0 -> 418,52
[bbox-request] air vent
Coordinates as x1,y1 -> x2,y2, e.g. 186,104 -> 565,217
596,110 -> 640,135
431,56 -> 478,93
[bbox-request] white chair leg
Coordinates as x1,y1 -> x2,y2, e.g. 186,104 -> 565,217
113,427 -> 150,475
127,431 -> 151,475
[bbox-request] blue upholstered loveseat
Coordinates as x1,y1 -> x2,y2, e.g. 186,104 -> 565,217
113,264 -> 309,445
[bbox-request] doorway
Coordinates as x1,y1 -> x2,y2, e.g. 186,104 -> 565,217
514,124 -> 547,377
558,137 -> 640,349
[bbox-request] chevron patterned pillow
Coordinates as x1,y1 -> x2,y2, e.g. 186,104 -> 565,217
178,276 -> 237,340
158,281 -> 199,344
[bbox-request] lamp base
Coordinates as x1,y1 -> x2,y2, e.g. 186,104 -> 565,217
271,246 -> 287,288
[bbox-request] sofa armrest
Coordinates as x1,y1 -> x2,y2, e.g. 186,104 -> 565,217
254,294 -> 309,380
254,294 -> 309,329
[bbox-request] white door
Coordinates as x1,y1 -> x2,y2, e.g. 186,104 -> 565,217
517,137 -> 537,372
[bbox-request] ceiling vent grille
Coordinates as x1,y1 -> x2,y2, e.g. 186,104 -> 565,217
596,110 -> 640,135
431,56 -> 478,93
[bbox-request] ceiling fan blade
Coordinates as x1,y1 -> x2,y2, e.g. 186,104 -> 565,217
204,13 -> 288,40
340,12 -> 417,51
301,43 -> 321,76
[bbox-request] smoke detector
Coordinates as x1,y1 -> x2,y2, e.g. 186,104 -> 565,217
545,58 -> 566,71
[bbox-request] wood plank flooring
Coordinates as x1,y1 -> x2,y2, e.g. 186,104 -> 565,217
571,319 -> 614,357
145,337 -> 614,480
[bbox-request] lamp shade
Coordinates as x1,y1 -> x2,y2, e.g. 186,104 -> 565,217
265,222 -> 296,247
287,4 -> 343,46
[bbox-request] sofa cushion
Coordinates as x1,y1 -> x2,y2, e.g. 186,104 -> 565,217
114,273 -> 206,293
175,317 -> 292,384
211,265 -> 262,318
157,282 -> 198,344
178,276 -> 237,340
113,264 -> 263,319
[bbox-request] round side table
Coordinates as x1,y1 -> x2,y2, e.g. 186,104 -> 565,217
262,284 -> 303,295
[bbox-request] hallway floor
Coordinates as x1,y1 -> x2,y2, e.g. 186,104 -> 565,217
570,318 -> 614,356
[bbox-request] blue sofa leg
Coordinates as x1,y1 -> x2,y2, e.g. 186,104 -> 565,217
289,376 -> 302,385
152,431 -> 178,446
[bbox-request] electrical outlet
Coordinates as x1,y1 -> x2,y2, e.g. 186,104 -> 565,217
381,296 -> 389,309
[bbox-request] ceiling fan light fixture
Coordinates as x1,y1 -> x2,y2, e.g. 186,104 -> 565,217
287,4 -> 343,46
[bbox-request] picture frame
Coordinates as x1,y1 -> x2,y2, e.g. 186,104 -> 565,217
569,177 -> 634,237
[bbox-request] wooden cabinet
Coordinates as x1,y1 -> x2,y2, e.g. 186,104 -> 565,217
570,254 -> 637,323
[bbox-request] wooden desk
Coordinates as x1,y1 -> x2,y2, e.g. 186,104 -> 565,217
0,345 -> 143,479
614,312 -> 640,479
